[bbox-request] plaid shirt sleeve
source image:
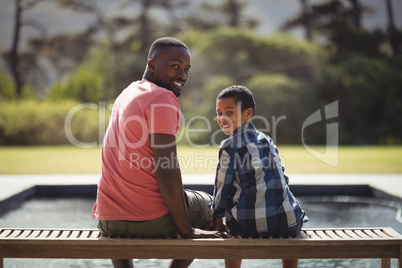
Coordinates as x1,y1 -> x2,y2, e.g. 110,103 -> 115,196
211,143 -> 236,218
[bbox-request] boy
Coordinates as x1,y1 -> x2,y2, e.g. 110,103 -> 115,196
211,85 -> 306,268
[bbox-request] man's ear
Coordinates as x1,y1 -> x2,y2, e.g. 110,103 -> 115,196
147,59 -> 155,72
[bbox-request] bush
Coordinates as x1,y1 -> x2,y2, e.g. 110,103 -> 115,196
0,100 -> 110,146
49,66 -> 104,103
0,72 -> 14,100
245,73 -> 315,144
0,72 -> 37,100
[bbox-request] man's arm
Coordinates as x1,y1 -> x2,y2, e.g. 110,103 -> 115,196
150,133 -> 220,238
212,218 -> 226,232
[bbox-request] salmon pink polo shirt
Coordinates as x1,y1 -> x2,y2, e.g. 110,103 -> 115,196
92,80 -> 181,221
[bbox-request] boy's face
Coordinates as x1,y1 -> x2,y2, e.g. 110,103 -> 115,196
147,46 -> 191,97
216,97 -> 253,135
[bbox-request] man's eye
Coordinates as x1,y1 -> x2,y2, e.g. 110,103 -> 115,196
184,68 -> 190,73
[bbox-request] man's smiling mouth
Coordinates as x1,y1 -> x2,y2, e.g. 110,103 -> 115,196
173,81 -> 184,88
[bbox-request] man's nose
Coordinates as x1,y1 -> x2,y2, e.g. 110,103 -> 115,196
177,70 -> 187,80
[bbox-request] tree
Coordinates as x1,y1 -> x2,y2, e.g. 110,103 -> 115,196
7,0 -> 96,98
282,0 -> 313,40
181,28 -> 326,85
300,0 -> 312,40
115,0 -> 189,54
348,0 -> 363,29
282,0 -> 385,59
10,0 -> 24,98
316,56 -> 402,144
29,31 -> 95,81
385,0 -> 401,54
181,0 -> 258,31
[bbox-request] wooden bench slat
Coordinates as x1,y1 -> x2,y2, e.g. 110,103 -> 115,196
372,229 -> 390,239
304,230 -> 319,239
79,231 -> 92,239
8,229 -> 24,239
0,229 -> 13,238
343,229 -> 362,239
296,230 -> 309,239
21,230 -> 34,239
58,230 -> 72,239
363,229 -> 380,239
381,228 -> 401,238
354,229 -> 369,238
29,230 -> 43,239
70,230 -> 83,239
89,230 -> 101,239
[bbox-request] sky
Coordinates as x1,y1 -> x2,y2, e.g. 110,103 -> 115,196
0,0 -> 401,52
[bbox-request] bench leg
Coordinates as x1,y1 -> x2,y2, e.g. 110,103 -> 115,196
399,251 -> 402,268
112,259 -> 133,268
399,246 -> 402,268
0,257 -> 3,268
380,258 -> 390,268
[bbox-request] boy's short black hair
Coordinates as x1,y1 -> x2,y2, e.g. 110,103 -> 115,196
148,37 -> 189,60
217,85 -> 255,113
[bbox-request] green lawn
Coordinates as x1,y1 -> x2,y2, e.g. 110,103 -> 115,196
0,145 -> 401,174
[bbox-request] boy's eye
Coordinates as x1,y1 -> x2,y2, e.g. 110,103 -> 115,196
184,68 -> 190,73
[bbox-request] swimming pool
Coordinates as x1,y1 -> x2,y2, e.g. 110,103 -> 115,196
0,196 -> 401,268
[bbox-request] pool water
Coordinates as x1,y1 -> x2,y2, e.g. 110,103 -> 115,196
0,196 -> 401,268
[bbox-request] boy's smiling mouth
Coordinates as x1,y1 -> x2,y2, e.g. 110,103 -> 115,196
220,123 -> 231,131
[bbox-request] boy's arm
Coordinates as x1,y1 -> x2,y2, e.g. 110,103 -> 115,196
210,146 -> 236,236
211,147 -> 235,217
151,133 -> 221,238
284,173 -> 290,185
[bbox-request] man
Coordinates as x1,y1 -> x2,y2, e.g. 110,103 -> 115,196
92,37 -> 221,268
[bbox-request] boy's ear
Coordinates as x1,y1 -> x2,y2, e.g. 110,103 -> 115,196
246,108 -> 253,119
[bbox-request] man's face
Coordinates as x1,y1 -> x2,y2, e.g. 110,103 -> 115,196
148,46 -> 191,97
216,97 -> 253,135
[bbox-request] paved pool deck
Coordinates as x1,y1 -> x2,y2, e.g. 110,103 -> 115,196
0,174 -> 401,207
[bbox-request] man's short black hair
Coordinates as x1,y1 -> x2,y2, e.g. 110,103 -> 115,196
217,85 -> 255,113
147,37 -> 189,60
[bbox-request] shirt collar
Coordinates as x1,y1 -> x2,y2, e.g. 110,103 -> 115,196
230,121 -> 256,137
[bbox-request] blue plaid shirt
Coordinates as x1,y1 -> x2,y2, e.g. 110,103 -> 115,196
211,122 -> 305,236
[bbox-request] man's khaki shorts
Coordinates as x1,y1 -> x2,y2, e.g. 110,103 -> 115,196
98,189 -> 213,238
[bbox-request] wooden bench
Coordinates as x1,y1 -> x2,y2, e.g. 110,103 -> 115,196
1,227 -> 401,268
